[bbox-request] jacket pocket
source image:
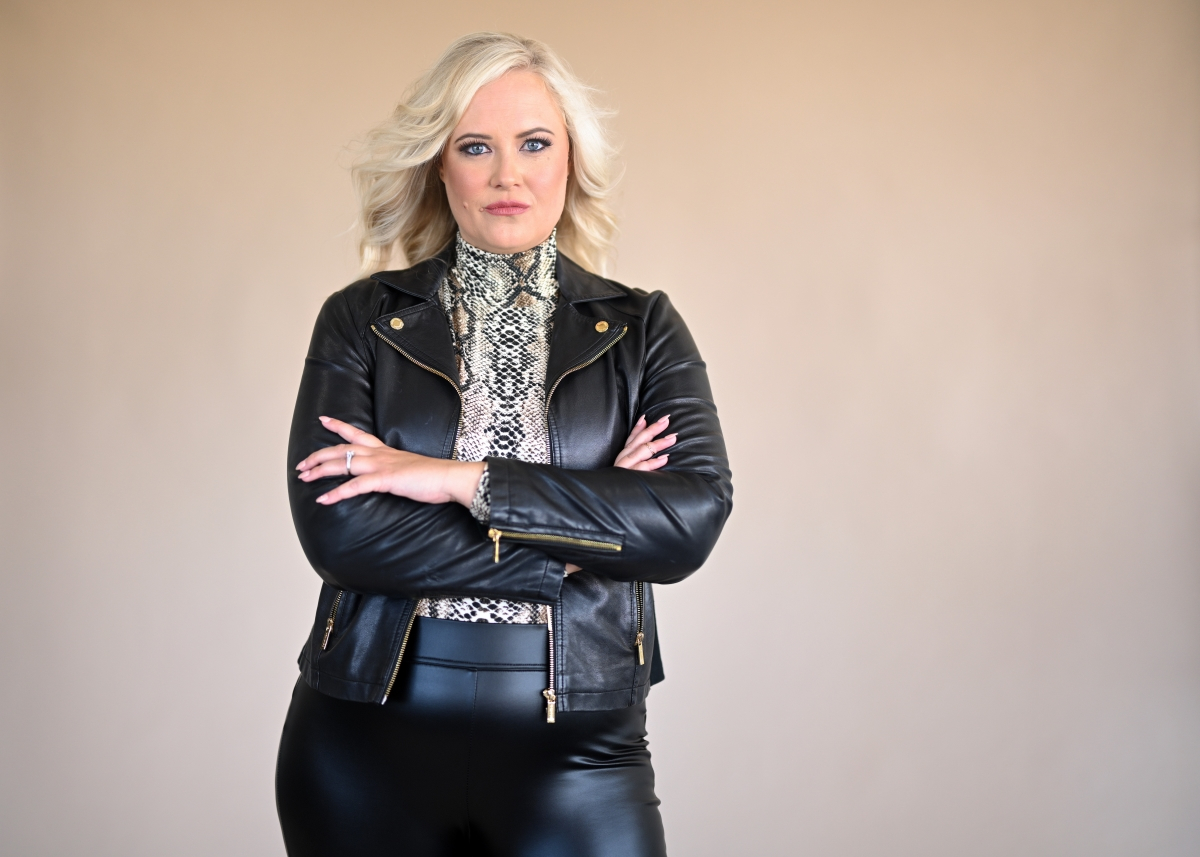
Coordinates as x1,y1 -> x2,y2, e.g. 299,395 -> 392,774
485,527 -> 623,563
633,581 -> 645,665
321,589 -> 345,650
313,586 -> 360,655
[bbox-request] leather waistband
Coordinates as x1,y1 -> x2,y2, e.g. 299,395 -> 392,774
408,616 -> 548,671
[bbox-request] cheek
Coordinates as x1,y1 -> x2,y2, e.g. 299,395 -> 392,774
442,161 -> 484,203
532,154 -> 570,201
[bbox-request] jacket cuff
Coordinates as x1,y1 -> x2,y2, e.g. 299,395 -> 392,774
468,464 -> 490,522
487,457 -> 570,598
536,556 -> 566,602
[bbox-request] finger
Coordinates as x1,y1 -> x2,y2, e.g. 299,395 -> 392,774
620,415 -> 647,447
316,473 -> 386,505
296,443 -> 371,472
615,438 -> 658,469
297,444 -> 385,476
622,415 -> 671,451
615,421 -> 670,463
318,415 -> 385,448
298,452 -> 377,481
629,454 -> 669,472
619,415 -> 657,450
296,444 -> 347,471
614,433 -> 677,469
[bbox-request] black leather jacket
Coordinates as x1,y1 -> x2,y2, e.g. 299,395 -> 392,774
288,242 -> 733,712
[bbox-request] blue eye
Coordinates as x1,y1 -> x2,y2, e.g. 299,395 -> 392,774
461,142 -> 489,156
522,137 -> 551,152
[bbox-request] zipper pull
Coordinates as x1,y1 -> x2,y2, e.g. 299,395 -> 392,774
321,618 -> 335,650
635,631 -> 645,665
488,528 -> 502,563
543,688 -> 557,723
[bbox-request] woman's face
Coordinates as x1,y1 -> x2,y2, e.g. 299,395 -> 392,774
439,70 -> 570,255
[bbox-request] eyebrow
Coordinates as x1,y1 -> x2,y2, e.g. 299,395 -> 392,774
452,127 -> 557,144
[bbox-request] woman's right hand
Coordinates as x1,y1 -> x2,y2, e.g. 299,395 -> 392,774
565,416 -> 676,574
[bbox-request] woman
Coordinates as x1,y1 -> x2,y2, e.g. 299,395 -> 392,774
277,32 -> 732,857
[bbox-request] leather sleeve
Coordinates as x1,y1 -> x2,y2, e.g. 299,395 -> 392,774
484,292 -> 733,584
287,289 -> 565,604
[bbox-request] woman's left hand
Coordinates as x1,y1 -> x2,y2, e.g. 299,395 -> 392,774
613,414 -> 676,471
297,416 -> 484,507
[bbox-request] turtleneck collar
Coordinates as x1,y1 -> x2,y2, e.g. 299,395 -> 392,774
451,230 -> 558,303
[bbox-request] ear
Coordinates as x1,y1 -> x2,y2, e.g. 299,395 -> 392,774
435,151 -> 445,182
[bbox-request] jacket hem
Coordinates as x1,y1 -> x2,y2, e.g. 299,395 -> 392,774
556,682 -> 651,713
298,655 -> 384,705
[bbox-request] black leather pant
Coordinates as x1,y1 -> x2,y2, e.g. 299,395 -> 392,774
276,617 -> 666,856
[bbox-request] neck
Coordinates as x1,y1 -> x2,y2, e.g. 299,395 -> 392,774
456,229 -> 557,262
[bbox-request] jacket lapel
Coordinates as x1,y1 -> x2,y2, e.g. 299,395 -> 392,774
545,253 -> 626,387
371,302 -> 459,387
370,244 -> 625,393
370,245 -> 459,386
545,302 -> 625,390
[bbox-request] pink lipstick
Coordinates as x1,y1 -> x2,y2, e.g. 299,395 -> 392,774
484,201 -> 530,216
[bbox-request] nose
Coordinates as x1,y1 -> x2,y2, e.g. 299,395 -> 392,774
490,148 -> 518,189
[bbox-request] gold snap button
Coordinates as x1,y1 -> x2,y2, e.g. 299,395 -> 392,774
595,321 -> 609,333
389,317 -> 404,330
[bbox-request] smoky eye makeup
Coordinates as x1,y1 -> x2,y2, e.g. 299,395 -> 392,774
454,134 -> 554,157
457,139 -> 490,156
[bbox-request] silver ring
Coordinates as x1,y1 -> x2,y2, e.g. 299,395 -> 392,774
645,443 -> 654,457
345,450 -> 355,475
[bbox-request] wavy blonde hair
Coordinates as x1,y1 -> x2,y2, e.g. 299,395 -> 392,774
352,32 -> 619,276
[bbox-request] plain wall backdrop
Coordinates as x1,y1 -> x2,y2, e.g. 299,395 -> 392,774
2,0 -> 1199,854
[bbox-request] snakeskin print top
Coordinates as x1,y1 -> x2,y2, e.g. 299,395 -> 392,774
415,231 -> 559,625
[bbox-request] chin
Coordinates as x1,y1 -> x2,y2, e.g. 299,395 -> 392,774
473,223 -> 551,254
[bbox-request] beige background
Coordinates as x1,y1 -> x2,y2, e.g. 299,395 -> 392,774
3,0 -> 1199,854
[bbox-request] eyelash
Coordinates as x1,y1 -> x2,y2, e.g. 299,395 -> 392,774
457,137 -> 553,156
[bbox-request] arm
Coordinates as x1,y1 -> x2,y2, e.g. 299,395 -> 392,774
287,289 -> 564,603
485,292 -> 733,584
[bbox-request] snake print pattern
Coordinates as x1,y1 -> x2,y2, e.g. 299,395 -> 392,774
417,232 -> 558,625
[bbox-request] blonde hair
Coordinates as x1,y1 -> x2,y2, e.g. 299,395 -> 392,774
352,32 -> 619,276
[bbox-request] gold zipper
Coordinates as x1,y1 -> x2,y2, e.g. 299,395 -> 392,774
380,607 -> 419,705
538,322 -> 626,722
370,324 -> 464,459
320,589 -> 345,650
484,323 -> 628,564
373,320 -> 627,717
634,582 -> 645,665
543,604 -> 557,723
486,528 -> 622,563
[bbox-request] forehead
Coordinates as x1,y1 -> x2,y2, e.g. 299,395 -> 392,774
456,70 -> 565,131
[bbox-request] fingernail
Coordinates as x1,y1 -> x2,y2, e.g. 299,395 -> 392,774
319,415 -> 330,422
316,494 -> 328,504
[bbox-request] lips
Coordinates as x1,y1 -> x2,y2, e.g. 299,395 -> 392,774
484,201 -> 530,216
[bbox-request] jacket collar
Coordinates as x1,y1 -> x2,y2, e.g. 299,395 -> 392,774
369,239 -> 627,394
370,240 -> 623,305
